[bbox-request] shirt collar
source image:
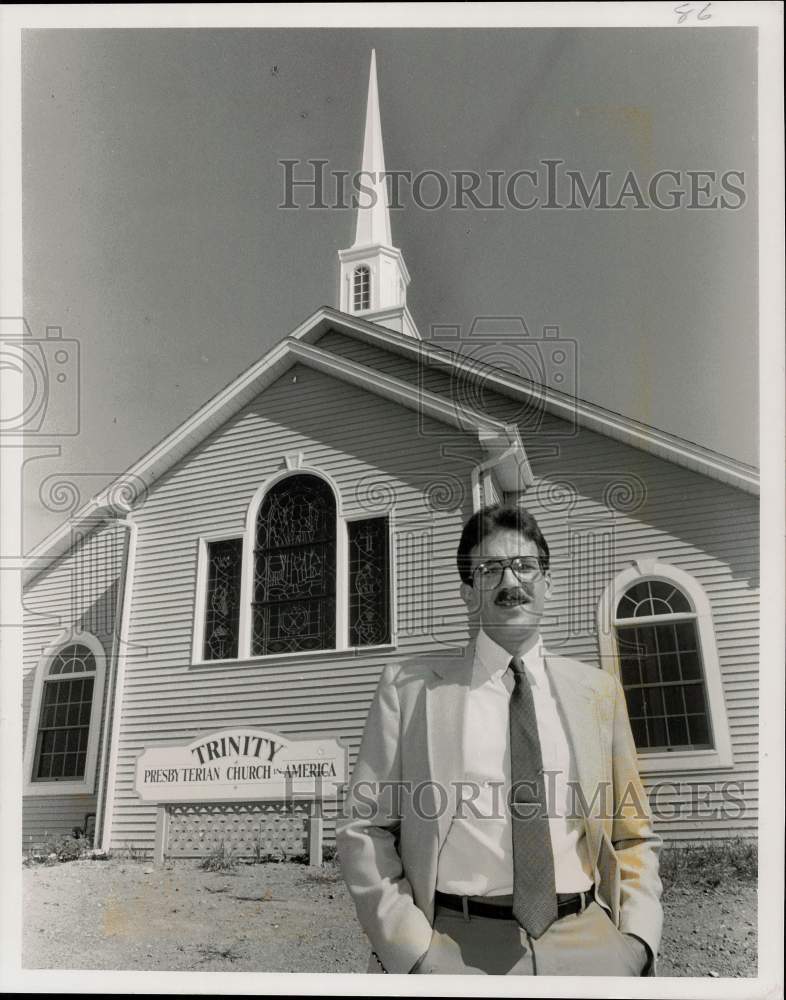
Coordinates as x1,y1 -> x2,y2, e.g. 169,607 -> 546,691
475,629 -> 546,686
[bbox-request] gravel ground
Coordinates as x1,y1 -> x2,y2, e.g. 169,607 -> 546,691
22,857 -> 756,977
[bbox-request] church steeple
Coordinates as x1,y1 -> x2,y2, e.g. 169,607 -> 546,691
338,50 -> 419,339
352,50 -> 391,249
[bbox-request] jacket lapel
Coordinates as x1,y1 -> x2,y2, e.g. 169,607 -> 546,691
546,655 -> 608,867
425,642 -> 475,847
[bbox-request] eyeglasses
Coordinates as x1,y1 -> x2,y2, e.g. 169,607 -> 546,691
472,555 -> 547,590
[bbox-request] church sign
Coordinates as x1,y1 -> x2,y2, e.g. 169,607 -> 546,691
134,727 -> 348,803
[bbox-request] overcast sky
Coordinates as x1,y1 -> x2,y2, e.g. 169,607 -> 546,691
21,26 -> 757,551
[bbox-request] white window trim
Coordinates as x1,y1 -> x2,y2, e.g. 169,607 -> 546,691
191,467 -> 397,665
191,529 -> 245,664
597,558 -> 733,774
23,630 -> 107,797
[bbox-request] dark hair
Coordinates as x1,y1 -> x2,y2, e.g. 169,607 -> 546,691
456,505 -> 550,586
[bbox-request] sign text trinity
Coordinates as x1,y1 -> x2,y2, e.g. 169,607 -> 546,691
134,727 -> 347,803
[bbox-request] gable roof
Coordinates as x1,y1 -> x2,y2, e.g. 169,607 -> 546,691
25,305 -> 758,586
294,307 -> 759,496
23,319 -> 532,584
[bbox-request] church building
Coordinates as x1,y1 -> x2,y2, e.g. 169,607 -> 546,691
22,53 -> 759,860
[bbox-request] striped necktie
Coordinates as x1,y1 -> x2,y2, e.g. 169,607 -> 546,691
508,655 -> 558,937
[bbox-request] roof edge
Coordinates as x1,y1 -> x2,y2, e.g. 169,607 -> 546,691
24,320 -> 528,582
25,304 -> 757,585
298,307 -> 759,496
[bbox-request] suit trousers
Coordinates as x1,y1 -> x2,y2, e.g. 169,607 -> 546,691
413,901 -> 646,976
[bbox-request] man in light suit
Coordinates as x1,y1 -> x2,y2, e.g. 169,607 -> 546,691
337,505 -> 663,976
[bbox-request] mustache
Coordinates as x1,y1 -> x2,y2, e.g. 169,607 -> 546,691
494,587 -> 534,604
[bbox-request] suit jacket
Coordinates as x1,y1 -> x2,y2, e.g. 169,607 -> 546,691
336,640 -> 663,975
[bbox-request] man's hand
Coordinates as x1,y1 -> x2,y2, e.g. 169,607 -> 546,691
408,929 -> 466,974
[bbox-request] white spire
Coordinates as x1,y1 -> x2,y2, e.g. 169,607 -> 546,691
337,51 -> 419,338
352,50 -> 392,248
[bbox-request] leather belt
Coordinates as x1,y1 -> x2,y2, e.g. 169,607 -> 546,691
434,885 -> 595,922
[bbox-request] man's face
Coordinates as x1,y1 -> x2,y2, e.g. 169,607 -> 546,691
460,528 -> 552,654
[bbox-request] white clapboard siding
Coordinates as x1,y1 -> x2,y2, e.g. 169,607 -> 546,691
22,796 -> 99,853
106,364 -> 481,852
93,331 -> 758,851
22,521 -> 127,847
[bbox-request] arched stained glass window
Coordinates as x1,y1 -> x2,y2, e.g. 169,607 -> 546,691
615,580 -> 712,752
353,265 -> 371,311
252,474 -> 337,655
33,644 -> 96,781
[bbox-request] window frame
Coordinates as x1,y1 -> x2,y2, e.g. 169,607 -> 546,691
596,558 -> 733,773
344,509 -> 397,651
191,469 -> 397,664
352,264 -> 371,312
23,631 -> 107,796
192,530 -> 247,664
251,472 -> 338,657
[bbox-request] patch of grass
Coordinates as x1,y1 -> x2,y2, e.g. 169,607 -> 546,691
660,838 -> 757,891
51,835 -> 84,862
198,842 -> 239,873
23,833 -> 96,866
251,851 -> 288,864
250,827 -> 308,864
252,827 -> 281,864
118,841 -> 147,863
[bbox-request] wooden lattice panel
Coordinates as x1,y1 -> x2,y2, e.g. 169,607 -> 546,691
165,800 -> 309,858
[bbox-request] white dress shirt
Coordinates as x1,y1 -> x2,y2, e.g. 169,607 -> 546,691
436,629 -> 594,896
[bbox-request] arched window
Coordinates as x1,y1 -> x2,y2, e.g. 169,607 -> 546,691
597,559 -> 733,771
353,265 -> 371,311
33,643 -> 97,781
252,474 -> 337,655
194,471 -> 395,661
615,580 -> 710,752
